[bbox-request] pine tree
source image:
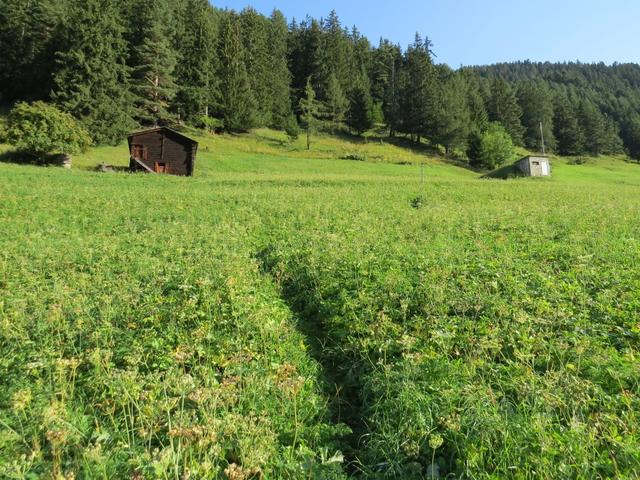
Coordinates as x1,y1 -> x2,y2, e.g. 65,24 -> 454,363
174,0 -> 217,123
267,10 -> 294,130
516,81 -> 556,152
400,34 -> 437,142
347,71 -> 375,135
130,0 -> 177,127
324,73 -> 348,131
553,94 -> 584,155
218,14 -> 257,131
579,100 -> 611,156
488,78 -> 524,146
467,84 -> 489,134
300,78 -> 320,150
52,0 -> 134,145
239,7 -> 271,126
430,69 -> 471,154
0,0 -> 63,102
620,114 -> 640,161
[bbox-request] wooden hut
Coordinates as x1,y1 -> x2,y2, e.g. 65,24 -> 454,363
515,155 -> 551,177
128,127 -> 198,176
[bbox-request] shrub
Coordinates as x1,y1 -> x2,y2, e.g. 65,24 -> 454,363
6,102 -> 91,162
283,114 -> 300,141
467,122 -> 515,169
195,115 -> 223,133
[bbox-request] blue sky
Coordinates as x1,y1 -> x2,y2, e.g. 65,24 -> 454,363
214,0 -> 640,66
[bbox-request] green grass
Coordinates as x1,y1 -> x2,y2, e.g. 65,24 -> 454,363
1,129 -> 639,478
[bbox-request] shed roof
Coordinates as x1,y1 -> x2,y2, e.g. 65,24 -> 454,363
127,127 -> 198,145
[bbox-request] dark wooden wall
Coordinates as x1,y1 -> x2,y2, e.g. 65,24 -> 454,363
129,130 -> 195,176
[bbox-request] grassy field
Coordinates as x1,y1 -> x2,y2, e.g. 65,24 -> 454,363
1,129 -> 639,478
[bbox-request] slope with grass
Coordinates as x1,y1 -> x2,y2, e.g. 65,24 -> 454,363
1,130 -> 639,478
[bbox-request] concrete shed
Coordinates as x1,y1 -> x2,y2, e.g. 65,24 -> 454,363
515,155 -> 551,177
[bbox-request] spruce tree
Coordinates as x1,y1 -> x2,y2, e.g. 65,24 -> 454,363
52,0 -> 134,144
553,93 -> 584,155
347,71 -> 375,135
0,0 -> 63,102
239,7 -> 271,126
516,81 -> 556,152
267,10 -> 294,130
130,0 -> 177,127
488,78 -> 524,146
430,70 -> 471,154
300,78 -> 320,150
578,100 -> 622,156
324,73 -> 349,131
174,0 -> 217,123
219,15 -> 257,131
400,34 -> 437,142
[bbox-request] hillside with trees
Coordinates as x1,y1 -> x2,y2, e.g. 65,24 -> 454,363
2,0 -> 640,164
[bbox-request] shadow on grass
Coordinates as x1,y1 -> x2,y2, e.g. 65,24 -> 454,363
255,246 -> 364,474
0,149 -> 50,166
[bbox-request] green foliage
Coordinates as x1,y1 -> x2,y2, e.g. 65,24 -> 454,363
300,78 -> 321,149
488,78 -> 524,146
467,122 -> 515,169
130,0 -> 177,127
553,93 -> 585,156
399,34 -> 438,141
218,14 -> 257,132
267,10 -> 294,130
173,0 -> 218,123
195,115 -> 223,133
324,73 -> 349,131
0,0 -> 63,101
347,72 -> 375,135
6,101 -> 91,160
51,0 -> 134,145
517,81 -> 556,152
430,68 -> 472,154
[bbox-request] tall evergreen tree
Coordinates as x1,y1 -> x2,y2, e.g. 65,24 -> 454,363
0,0 -> 64,102
173,0 -> 217,123
324,73 -> 349,131
267,10 -> 294,129
299,78 -> 321,149
130,0 -> 177,127
400,34 -> 437,142
218,14 -> 256,131
52,0 -> 134,144
516,81 -> 556,152
347,70 -> 375,135
239,7 -> 271,126
620,114 -> 640,161
488,78 -> 524,145
430,69 -> 471,154
578,100 -> 623,155
553,93 -> 585,156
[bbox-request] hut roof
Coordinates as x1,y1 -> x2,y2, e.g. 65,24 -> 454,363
127,127 -> 198,145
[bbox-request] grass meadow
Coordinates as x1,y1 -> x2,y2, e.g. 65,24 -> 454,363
1,129 -> 639,478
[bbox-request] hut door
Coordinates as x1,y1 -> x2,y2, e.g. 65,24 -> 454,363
541,162 -> 549,176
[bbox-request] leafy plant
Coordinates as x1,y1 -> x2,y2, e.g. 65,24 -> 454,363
467,122 -> 516,169
6,101 -> 91,162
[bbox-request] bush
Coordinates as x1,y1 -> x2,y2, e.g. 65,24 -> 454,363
6,102 -> 91,162
195,115 -> 223,133
467,122 -> 516,169
283,114 -> 300,141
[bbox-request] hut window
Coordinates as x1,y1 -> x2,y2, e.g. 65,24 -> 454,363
532,161 -> 540,165
154,162 -> 167,173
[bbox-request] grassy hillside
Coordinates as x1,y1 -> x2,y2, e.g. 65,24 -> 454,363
1,130 -> 639,478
